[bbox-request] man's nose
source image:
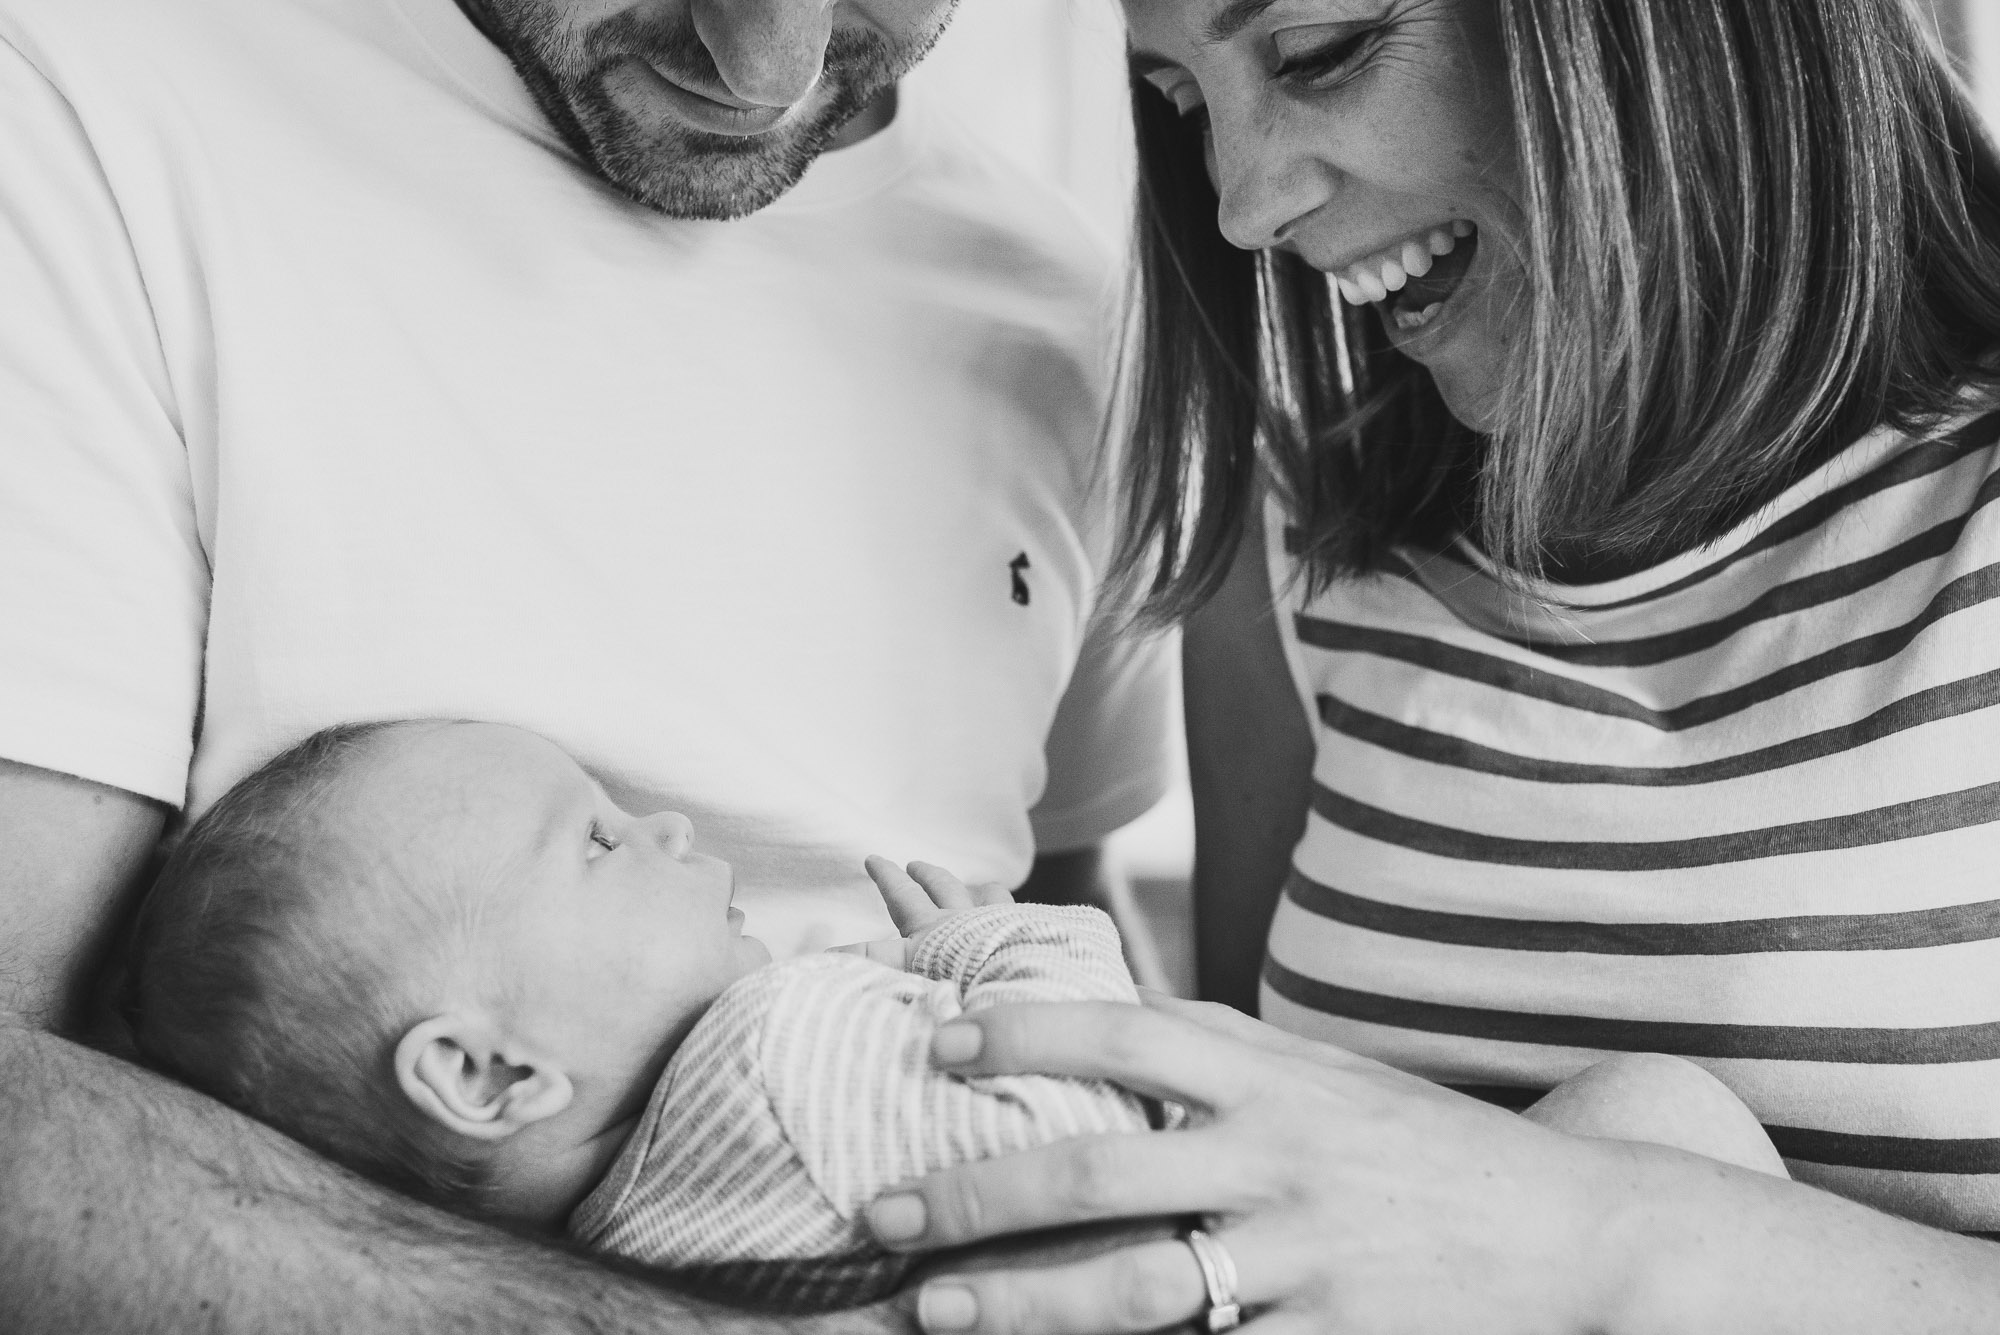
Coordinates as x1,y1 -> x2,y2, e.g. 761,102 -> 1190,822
689,0 -> 835,109
642,810 -> 696,858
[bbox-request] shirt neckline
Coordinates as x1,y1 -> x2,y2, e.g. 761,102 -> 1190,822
1446,420 -> 1916,609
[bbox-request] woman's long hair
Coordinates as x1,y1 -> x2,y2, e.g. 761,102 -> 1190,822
1118,0 -> 2000,618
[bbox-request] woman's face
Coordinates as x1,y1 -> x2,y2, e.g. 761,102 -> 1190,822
1124,0 -> 1522,429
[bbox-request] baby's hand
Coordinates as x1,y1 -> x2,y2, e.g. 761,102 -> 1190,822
833,856 -> 1014,969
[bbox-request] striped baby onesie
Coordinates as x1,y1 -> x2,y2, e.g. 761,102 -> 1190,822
1262,407 -> 2000,1232
568,904 -> 1154,1310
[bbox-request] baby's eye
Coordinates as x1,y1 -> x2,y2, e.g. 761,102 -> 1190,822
588,821 -> 620,856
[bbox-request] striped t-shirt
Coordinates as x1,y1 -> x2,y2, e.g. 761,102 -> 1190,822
1262,407 -> 2000,1232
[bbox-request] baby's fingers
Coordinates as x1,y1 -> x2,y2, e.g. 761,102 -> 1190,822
868,851 -> 944,935
907,860 -> 987,911
866,854 -> 946,934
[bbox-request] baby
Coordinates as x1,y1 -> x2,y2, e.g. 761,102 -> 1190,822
125,718 -> 1789,1314
124,719 -> 1161,1312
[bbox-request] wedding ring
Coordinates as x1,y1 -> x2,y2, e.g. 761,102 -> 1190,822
1181,1224 -> 1242,1334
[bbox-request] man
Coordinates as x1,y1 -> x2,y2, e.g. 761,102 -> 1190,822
0,0 -> 1170,1327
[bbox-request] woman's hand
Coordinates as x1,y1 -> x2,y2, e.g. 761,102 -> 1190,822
864,994 -> 1641,1335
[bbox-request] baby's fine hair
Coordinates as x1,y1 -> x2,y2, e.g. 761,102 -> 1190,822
125,720 -> 485,1206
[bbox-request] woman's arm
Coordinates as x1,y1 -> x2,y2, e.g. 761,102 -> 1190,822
861,997 -> 2000,1335
1183,504 -> 1314,1013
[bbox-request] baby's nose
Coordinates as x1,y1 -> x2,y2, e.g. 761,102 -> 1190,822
644,810 -> 695,859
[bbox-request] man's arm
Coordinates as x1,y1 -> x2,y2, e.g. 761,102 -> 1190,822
0,759 -> 900,1334
0,758 -> 163,1030
1182,504 -> 1314,1013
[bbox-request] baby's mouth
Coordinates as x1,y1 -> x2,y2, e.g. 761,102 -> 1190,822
1334,221 -> 1480,334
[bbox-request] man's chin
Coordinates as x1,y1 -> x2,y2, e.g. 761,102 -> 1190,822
600,142 -> 816,219
582,103 -> 863,220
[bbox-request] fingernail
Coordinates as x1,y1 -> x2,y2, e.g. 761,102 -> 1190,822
932,1023 -> 983,1065
918,1284 -> 978,1332
868,1193 -> 927,1243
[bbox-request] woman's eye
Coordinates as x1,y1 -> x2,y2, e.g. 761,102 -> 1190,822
1272,30 -> 1373,87
588,822 -> 619,855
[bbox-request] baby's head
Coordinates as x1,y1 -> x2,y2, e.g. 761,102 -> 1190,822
128,720 -> 771,1220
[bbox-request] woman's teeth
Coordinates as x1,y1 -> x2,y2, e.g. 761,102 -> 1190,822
1335,220 -> 1477,330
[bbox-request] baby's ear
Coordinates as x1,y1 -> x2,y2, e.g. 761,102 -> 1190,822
394,1016 -> 573,1142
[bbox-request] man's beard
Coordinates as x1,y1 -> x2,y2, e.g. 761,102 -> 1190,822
458,2 -> 952,220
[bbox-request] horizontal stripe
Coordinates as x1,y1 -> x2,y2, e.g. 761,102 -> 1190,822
1765,1126 -> 2000,1175
1555,415 -> 2000,611
1488,465 -> 2000,667
1315,669 -> 2000,786
1449,1085 -> 2000,1174
1391,417 -> 2000,613
1295,561 -> 2000,731
1284,871 -> 2000,954
1310,778 -> 2000,871
1263,958 -> 2000,1064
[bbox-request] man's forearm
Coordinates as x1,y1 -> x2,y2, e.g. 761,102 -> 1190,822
0,1025 -> 903,1334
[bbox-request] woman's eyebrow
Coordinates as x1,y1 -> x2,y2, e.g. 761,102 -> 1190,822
1202,0 -> 1283,43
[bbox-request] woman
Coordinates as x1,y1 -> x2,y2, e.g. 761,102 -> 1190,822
859,0 -> 2000,1330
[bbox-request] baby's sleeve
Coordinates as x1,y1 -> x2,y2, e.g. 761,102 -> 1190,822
907,903 -> 1138,1010
570,952 -> 1157,1314
763,952 -> 1153,1217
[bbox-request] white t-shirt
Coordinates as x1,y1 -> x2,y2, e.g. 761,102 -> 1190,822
0,0 -> 1171,954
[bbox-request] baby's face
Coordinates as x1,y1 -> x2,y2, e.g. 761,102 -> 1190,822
335,722 -> 771,1110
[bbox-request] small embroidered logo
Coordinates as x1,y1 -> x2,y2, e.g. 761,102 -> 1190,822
1009,552 -> 1032,606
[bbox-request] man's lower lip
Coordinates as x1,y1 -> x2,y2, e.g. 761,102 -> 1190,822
727,906 -> 745,929
621,57 -> 794,137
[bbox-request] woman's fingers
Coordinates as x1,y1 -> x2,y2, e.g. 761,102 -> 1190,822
914,1238 -> 1202,1335
908,859 -> 980,910
911,1225 -> 1273,1335
868,1127 -> 1259,1250
935,1001 -> 1276,1110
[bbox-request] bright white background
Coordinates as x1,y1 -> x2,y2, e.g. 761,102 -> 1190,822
1974,3 -> 2000,128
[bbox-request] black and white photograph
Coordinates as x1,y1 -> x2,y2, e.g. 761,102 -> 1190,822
4,0 -> 2000,1330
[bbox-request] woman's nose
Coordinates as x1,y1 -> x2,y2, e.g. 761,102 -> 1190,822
689,0 -> 834,108
641,810 -> 695,859
1212,123 -> 1327,253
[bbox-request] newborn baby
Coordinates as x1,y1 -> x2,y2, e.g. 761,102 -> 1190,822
124,719 -> 1157,1312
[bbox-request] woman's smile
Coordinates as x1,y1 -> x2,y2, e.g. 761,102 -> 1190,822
1327,218 -> 1480,343
1125,0 -> 1522,427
